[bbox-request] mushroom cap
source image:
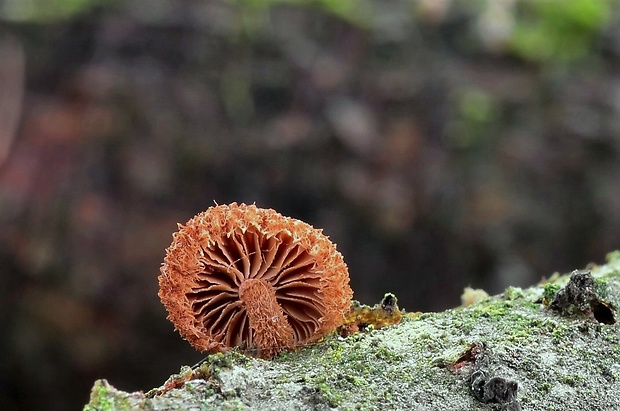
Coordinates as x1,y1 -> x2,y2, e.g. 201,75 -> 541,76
158,203 -> 353,358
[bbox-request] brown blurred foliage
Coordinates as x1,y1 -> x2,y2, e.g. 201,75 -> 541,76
1,1 -> 620,410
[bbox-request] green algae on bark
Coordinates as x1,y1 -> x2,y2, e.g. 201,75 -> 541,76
84,380 -> 146,411
85,251 -> 620,410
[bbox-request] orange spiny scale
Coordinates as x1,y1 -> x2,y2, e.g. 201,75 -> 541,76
158,203 -> 353,359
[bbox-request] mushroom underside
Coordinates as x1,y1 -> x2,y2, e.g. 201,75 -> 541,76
187,228 -> 327,349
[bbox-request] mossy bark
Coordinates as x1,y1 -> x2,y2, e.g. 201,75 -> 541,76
84,251 -> 620,411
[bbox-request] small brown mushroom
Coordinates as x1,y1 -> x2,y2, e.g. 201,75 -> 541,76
158,203 -> 353,358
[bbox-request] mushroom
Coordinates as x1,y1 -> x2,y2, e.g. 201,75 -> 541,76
158,203 -> 353,358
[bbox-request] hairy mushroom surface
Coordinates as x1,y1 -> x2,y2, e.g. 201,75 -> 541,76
158,203 -> 353,358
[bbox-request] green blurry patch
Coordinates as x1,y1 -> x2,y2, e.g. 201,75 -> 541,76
231,0 -> 373,28
0,0 -> 103,21
445,89 -> 498,149
509,0 -> 611,63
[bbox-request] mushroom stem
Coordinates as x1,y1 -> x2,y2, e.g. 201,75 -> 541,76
239,278 -> 295,357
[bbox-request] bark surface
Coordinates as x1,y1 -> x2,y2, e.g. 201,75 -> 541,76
84,251 -> 620,411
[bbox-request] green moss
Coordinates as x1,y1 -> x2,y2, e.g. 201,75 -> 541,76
83,381 -> 133,411
277,322 -> 429,410
551,323 -> 571,341
542,283 -> 561,306
318,382 -> 343,407
594,277 -> 612,300
373,345 -> 402,362
561,374 -> 584,386
457,319 -> 475,334
221,398 -> 250,411
504,287 -> 525,300
537,381 -> 552,394
196,350 -> 246,377
464,299 -> 517,323
206,351 -> 237,368
612,343 -> 620,359
506,328 -> 531,343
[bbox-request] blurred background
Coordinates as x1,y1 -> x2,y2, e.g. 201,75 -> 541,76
1,0 -> 620,409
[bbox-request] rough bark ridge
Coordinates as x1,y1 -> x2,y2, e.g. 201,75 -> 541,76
84,251 -> 620,410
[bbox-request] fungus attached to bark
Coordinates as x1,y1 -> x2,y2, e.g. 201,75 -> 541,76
158,203 -> 353,358
338,293 -> 410,337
